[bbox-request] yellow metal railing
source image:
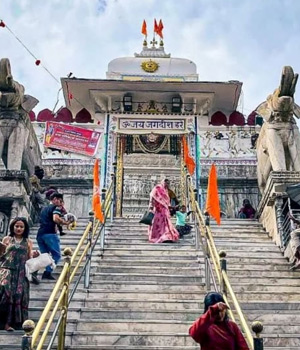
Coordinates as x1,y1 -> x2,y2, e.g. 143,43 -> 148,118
187,177 -> 263,350
21,179 -> 115,350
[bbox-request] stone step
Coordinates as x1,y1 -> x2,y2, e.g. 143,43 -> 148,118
104,241 -> 194,248
69,332 -> 196,347
88,281 -> 205,292
227,269 -> 300,278
81,299 -> 201,311
232,284 -> 300,293
91,272 -> 202,284
97,266 -> 201,275
102,248 -> 199,257
236,292 -> 300,302
77,290 -> 205,300
75,319 -> 194,333
98,259 -> 200,268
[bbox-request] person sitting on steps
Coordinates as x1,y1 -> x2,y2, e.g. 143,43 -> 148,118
175,205 -> 192,238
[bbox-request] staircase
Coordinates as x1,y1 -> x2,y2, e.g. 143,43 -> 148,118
212,219 -> 300,350
1,217 -> 300,349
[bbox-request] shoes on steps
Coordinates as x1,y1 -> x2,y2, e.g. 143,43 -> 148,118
42,271 -> 56,280
31,271 -> 40,285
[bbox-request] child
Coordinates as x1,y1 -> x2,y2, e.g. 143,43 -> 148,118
175,205 -> 192,238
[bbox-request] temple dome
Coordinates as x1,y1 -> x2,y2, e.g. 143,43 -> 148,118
106,44 -> 198,82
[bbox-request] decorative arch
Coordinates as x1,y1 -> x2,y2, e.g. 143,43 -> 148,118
55,107 -> 73,122
29,111 -> 36,121
228,111 -> 245,126
247,111 -> 264,126
75,108 -> 92,123
210,111 -> 227,126
37,109 -> 55,122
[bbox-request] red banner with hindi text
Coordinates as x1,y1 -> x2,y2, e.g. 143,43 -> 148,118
44,121 -> 101,157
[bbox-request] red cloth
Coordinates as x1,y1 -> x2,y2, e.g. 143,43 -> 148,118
205,164 -> 221,225
189,304 -> 249,350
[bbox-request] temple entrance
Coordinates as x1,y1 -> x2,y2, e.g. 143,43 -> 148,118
114,134 -> 188,217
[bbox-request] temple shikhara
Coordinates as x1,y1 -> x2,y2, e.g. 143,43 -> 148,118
0,19 -> 300,350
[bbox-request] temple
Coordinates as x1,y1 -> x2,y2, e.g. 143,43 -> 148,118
28,34 -> 261,219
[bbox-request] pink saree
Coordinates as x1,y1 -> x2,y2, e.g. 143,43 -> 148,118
148,181 -> 179,243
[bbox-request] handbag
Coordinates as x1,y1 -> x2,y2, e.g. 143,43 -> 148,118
139,210 -> 154,225
25,253 -> 56,281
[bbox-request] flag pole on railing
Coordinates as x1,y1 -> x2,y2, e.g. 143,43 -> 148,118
205,163 -> 221,226
93,159 -> 104,224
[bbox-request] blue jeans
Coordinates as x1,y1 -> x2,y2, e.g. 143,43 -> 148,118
37,233 -> 61,273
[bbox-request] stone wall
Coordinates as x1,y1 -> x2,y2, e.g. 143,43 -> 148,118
42,159 -> 94,218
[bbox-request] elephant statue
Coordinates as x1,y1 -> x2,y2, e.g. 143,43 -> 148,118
256,66 -> 300,193
0,58 -> 40,171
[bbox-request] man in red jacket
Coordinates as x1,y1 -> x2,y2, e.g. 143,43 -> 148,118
189,292 -> 249,350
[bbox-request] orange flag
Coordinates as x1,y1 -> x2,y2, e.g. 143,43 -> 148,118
182,136 -> 196,176
154,19 -> 159,35
141,20 -> 147,36
157,19 -> 164,38
205,164 -> 221,225
92,159 -> 104,223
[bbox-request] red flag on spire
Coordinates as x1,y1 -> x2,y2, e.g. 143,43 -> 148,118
157,19 -> 164,38
205,164 -> 221,225
141,20 -> 147,36
154,19 -> 159,35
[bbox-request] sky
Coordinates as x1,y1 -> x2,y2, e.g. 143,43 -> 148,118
1,0 -> 300,117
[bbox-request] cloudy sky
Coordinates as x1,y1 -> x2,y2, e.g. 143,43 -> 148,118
1,0 -> 300,116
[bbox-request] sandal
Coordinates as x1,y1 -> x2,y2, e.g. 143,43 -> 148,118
5,325 -> 15,332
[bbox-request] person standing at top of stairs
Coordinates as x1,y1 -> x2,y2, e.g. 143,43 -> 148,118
148,179 -> 179,243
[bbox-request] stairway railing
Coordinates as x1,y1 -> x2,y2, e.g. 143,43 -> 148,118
21,176 -> 115,350
187,177 -> 264,350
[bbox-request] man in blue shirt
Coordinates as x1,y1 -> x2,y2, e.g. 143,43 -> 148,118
37,192 -> 70,280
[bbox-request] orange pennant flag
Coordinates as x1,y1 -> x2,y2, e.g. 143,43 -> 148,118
141,20 -> 147,36
154,19 -> 159,35
92,159 -> 104,223
157,19 -> 164,38
205,164 -> 221,225
182,136 -> 196,176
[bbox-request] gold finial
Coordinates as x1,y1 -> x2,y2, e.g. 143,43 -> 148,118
160,39 -> 164,47
252,321 -> 263,337
63,247 -> 73,256
219,250 -> 227,258
143,39 -> 147,47
22,320 -> 35,335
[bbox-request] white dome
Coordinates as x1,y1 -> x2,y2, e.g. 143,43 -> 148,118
106,46 -> 198,82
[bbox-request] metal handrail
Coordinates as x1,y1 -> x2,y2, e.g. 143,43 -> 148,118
21,178 -> 115,350
187,177 -> 261,350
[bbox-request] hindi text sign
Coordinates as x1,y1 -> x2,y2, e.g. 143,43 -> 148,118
44,121 -> 101,157
119,118 -> 185,131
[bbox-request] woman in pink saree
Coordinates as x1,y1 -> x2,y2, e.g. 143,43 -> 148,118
148,179 -> 179,243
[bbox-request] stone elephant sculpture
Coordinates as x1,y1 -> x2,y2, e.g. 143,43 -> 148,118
256,66 -> 300,193
0,58 -> 40,172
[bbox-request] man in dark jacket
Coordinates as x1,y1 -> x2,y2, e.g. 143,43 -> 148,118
36,192 -> 70,280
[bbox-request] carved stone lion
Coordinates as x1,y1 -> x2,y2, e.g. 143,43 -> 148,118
256,66 -> 300,193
